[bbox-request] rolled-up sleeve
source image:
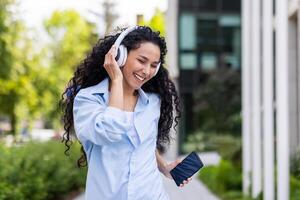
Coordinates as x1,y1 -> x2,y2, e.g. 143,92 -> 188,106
73,92 -> 132,146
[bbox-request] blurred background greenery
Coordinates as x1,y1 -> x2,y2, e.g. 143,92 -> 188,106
0,140 -> 87,200
0,0 -> 166,199
0,0 -> 165,135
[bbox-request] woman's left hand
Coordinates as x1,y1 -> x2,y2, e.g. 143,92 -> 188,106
162,159 -> 193,187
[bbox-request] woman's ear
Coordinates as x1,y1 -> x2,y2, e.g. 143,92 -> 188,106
153,62 -> 161,76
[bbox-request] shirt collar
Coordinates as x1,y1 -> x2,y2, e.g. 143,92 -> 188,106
91,78 -> 149,105
137,87 -> 149,105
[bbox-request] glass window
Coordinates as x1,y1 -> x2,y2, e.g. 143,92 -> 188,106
179,14 -> 196,50
221,53 -> 239,69
179,0 -> 196,10
201,52 -> 217,70
221,0 -> 240,12
219,15 -> 241,27
180,53 -> 197,69
219,15 -> 241,69
197,17 -> 219,51
179,0 -> 218,11
198,0 -> 218,11
178,7 -> 241,71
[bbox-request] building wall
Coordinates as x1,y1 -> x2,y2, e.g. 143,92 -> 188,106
176,0 -> 241,152
288,3 -> 300,157
167,0 -> 300,200
165,0 -> 179,160
242,0 -> 300,199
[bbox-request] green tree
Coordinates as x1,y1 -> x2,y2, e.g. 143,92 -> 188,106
0,0 -> 40,135
194,68 -> 241,135
138,7 -> 166,36
43,10 -> 98,128
0,0 -> 13,79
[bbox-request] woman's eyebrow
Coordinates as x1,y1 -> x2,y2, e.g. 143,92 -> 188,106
138,55 -> 160,64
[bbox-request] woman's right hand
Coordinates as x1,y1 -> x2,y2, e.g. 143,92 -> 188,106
103,45 -> 123,82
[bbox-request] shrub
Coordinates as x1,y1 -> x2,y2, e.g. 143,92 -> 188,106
182,131 -> 242,165
193,68 -> 241,135
199,159 -> 256,200
0,140 -> 86,200
291,148 -> 300,179
290,175 -> 300,200
199,159 -> 242,193
199,158 -> 300,200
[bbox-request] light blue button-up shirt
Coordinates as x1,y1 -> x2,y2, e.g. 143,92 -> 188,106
73,78 -> 170,200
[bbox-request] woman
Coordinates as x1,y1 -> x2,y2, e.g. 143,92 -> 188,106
60,26 -> 192,200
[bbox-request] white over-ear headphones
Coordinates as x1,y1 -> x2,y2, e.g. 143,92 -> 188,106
114,26 -> 161,76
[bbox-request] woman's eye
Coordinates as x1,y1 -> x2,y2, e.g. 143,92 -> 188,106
138,59 -> 145,64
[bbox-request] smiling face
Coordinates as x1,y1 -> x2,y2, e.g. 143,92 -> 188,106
121,42 -> 161,90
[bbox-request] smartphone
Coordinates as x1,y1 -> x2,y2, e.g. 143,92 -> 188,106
170,151 -> 204,187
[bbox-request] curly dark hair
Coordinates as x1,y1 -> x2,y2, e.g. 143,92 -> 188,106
60,26 -> 182,167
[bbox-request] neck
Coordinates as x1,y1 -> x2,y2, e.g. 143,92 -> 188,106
123,78 -> 134,96
122,79 -> 138,97
108,78 -> 138,98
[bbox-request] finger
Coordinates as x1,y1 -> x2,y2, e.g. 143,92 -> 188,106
105,56 -> 115,70
109,47 -> 118,63
109,55 -> 119,68
103,62 -> 108,69
110,46 -> 117,58
108,44 -> 116,52
179,184 -> 183,187
105,46 -> 115,60
110,45 -> 117,57
112,45 -> 117,53
103,62 -> 111,70
188,177 -> 192,181
183,180 -> 188,184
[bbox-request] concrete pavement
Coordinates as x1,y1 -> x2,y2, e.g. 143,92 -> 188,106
163,174 -> 220,200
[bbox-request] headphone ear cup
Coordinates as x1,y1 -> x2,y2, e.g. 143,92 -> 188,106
154,62 -> 161,76
116,45 -> 127,67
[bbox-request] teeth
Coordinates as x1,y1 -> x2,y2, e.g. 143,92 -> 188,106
134,73 -> 145,81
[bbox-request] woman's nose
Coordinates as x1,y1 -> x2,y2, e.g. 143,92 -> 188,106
142,65 -> 151,76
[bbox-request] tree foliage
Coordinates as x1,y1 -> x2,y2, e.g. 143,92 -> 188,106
43,10 -> 98,128
138,7 -> 165,36
0,0 -> 41,134
0,5 -> 98,134
194,68 -> 241,135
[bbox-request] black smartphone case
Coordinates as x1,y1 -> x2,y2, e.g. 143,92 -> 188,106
170,151 -> 204,187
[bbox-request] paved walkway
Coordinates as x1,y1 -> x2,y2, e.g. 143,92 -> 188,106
163,174 -> 219,200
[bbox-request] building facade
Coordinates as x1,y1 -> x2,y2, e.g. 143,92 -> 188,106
242,0 -> 300,199
167,0 -> 241,154
167,0 -> 300,199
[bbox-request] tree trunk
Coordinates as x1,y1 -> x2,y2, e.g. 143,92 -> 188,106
10,112 -> 16,135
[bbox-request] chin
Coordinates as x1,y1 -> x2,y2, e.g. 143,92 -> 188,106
131,82 -> 143,90
124,78 -> 141,90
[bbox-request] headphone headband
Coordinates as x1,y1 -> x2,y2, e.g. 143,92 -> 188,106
114,26 -> 138,49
